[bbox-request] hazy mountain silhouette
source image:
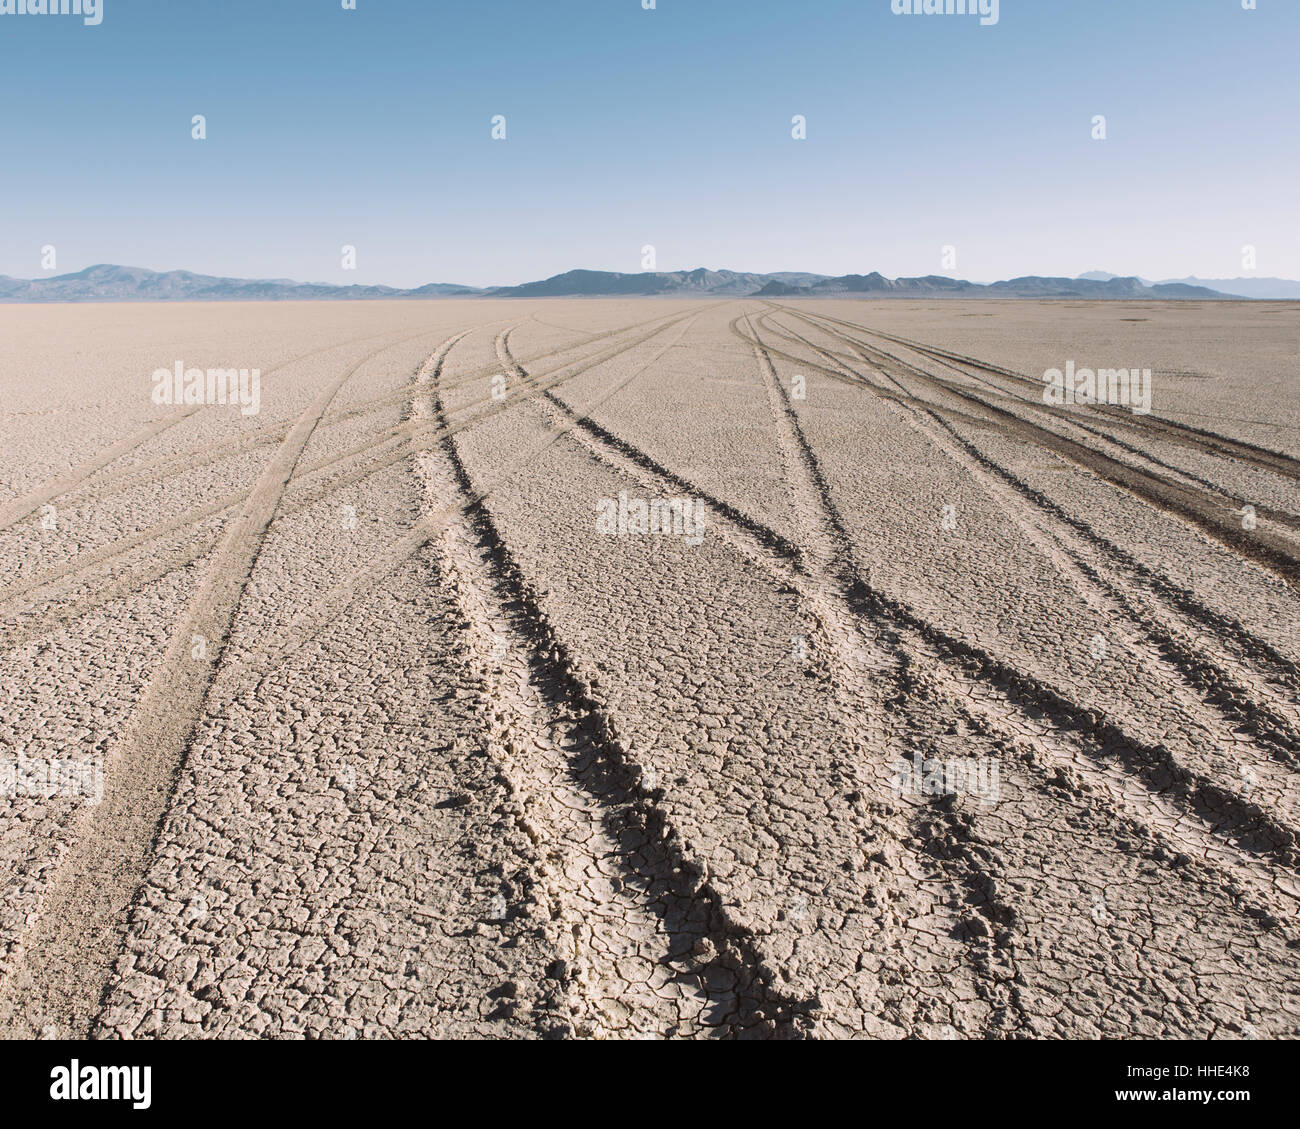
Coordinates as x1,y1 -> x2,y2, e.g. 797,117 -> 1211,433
0,264 -> 481,302
1078,271 -> 1300,299
0,263 -> 1238,302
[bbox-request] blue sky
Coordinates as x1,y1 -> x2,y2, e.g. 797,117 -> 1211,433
1,0 -> 1295,287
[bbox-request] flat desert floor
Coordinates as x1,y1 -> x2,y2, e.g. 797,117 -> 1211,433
1,298 -> 1298,1040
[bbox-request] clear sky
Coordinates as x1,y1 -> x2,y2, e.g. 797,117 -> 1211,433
1,0 -> 1295,287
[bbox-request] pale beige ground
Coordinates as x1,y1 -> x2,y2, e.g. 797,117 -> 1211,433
0,298 -> 1297,1039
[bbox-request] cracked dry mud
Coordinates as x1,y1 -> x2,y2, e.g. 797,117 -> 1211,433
1,298 -> 1297,1040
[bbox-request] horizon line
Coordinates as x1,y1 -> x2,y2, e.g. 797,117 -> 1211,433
4,262 -> 1293,291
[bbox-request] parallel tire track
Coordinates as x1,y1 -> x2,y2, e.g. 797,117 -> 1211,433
758,311 -> 1300,687
497,328 -> 802,562
426,327 -> 817,1038
739,315 -> 1300,925
839,315 -> 1300,486
0,310 -> 706,634
0,326 -> 447,1038
26,310 -> 684,521
235,310 -> 716,682
503,324 -> 1026,1034
762,311 -> 1300,767
0,328 -> 414,533
741,316 -> 1024,1032
779,309 -> 1300,585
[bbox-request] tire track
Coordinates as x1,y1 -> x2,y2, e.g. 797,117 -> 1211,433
733,308 -> 1300,671
0,325 -> 446,1038
763,311 -> 1300,770
7,301 -> 1295,1039
0,310 -> 706,627
738,316 -> 1025,1033
801,321 -> 1300,536
543,310 -> 1300,941
422,329 -> 816,1038
497,328 -> 802,563
743,317 -> 1300,1038
502,321 -> 1043,1034
750,318 -> 1281,1024
0,328 -> 413,533
0,327 -> 460,614
740,315 -> 1300,927
767,324 -> 1300,531
30,310 -> 682,521
511,310 -> 1296,1034
286,314 -> 1300,928
840,316 -> 1300,486
755,311 -> 1300,690
232,310 -> 713,688
782,310 -> 1300,585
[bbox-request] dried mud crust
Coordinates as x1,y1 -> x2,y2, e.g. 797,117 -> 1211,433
418,343 -> 807,1037
1,299 -> 1297,1038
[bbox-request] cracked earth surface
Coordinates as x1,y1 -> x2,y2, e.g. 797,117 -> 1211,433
1,298 -> 1297,1039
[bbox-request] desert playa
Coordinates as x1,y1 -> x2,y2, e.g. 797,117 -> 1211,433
0,297 -> 1297,1039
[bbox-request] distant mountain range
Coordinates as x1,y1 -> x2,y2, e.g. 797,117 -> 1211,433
2,263 -> 1287,303
748,272 -> 1224,300
0,264 -> 481,303
1078,271 -> 1300,300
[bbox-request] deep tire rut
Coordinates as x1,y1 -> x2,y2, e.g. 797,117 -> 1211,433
420,334 -> 817,1038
